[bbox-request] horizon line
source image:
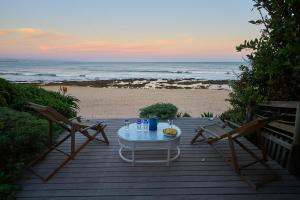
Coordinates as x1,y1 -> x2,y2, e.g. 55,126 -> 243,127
0,57 -> 247,63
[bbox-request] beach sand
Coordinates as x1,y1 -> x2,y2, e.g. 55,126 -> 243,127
43,86 -> 231,119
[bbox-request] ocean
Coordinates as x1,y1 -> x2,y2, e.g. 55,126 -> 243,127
0,59 -> 242,83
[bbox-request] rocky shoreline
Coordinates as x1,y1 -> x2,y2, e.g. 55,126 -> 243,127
28,78 -> 232,90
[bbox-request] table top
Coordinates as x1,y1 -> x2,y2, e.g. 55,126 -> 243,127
118,122 -> 181,142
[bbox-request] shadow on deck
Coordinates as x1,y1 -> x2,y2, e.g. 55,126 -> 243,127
18,118 -> 300,200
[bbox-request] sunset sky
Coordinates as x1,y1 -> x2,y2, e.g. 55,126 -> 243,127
0,0 -> 261,61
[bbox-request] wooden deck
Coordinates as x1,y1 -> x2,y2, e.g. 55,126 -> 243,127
18,118 -> 300,200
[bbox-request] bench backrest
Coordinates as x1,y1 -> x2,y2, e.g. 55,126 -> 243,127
255,101 -> 298,167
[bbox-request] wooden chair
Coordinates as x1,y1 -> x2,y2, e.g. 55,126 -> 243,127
27,102 -> 109,181
191,118 -> 279,189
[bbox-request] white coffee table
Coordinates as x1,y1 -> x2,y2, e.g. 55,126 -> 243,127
118,122 -> 181,166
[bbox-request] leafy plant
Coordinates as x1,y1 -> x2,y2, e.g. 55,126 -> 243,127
236,0 -> 300,101
219,109 -> 245,124
225,0 -> 300,123
0,78 -> 79,118
177,112 -> 191,117
0,107 -> 61,200
200,112 -> 214,118
0,78 -> 18,106
139,103 -> 178,119
0,79 -> 77,199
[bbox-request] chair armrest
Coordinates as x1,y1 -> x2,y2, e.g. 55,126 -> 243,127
224,120 -> 241,128
80,124 -> 99,132
69,116 -> 82,122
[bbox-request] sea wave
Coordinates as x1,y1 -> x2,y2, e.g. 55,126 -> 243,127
0,60 -> 242,82
0,72 -> 57,77
107,70 -> 192,74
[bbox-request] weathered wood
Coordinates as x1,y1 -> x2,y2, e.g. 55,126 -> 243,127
48,120 -> 53,148
256,101 -> 298,169
263,133 -> 292,150
288,102 -> 300,176
17,118 -> 300,200
293,102 -> 300,145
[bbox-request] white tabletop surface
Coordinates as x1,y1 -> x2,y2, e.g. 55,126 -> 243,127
118,122 -> 181,142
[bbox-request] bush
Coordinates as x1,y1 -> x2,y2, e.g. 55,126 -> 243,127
0,78 -> 77,199
200,112 -> 214,118
139,103 -> 178,119
236,0 -> 300,101
176,112 -> 191,117
13,84 -> 79,118
0,78 -> 79,118
227,0 -> 300,124
0,78 -> 18,107
0,107 -> 59,199
219,109 -> 245,124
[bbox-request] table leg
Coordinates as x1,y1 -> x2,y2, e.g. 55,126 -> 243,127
167,148 -> 170,166
132,146 -> 135,166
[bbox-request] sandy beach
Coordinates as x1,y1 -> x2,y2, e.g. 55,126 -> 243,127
43,86 -> 231,119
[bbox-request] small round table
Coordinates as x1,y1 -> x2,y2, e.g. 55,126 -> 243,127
118,122 -> 181,166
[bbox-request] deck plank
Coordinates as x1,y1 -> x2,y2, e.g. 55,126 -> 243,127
17,118 -> 300,199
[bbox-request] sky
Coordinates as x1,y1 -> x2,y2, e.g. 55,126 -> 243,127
0,0 -> 262,62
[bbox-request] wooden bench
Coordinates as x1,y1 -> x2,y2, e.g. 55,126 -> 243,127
254,101 -> 300,176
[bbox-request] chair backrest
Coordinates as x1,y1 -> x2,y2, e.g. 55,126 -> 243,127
230,118 -> 271,139
28,102 -> 74,127
210,118 -> 272,142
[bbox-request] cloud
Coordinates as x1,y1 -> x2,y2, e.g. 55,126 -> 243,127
38,36 -> 236,59
0,28 -> 241,60
39,40 -> 176,53
0,28 -> 68,40
38,36 -> 202,54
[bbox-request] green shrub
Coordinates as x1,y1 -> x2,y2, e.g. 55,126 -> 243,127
200,112 -> 214,118
0,107 -> 61,199
0,79 -> 77,199
139,103 -> 178,119
0,78 -> 18,106
13,84 -> 79,118
219,109 -> 245,124
0,107 -> 58,199
176,112 -> 191,117
0,78 -> 79,118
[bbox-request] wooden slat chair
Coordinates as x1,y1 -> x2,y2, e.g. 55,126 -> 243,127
27,102 -> 109,181
191,118 -> 279,190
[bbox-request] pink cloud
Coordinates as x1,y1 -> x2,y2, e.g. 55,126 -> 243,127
0,27 -> 243,60
0,28 -> 68,40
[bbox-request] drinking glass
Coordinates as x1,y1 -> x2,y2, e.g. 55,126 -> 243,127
137,118 -> 142,130
143,118 -> 149,131
124,119 -> 129,130
168,119 -> 173,128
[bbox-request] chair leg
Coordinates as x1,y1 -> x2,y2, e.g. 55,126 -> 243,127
70,129 -> 75,159
227,135 -> 240,174
233,136 -> 279,190
257,130 -> 268,161
191,128 -> 204,144
81,124 -> 109,144
100,124 -> 109,144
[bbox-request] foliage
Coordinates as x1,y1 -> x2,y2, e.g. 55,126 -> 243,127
0,78 -> 76,199
219,109 -> 245,124
176,112 -> 191,118
200,112 -> 214,118
225,0 -> 300,123
139,103 -> 178,119
0,78 -> 79,118
0,107 -> 60,200
236,0 -> 300,101
227,79 -> 266,122
0,79 -> 18,107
